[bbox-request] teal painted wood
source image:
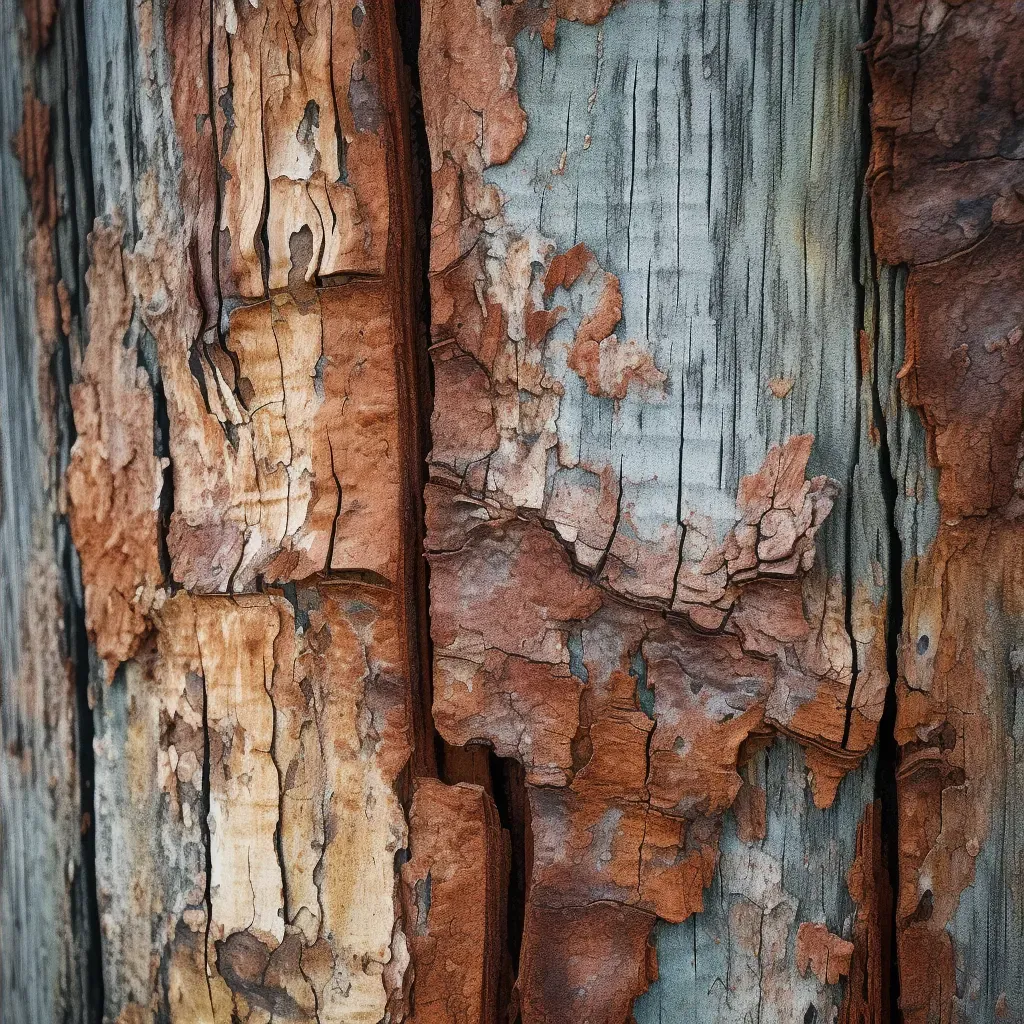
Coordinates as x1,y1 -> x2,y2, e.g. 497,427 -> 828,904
635,740 -> 877,1023
487,0 -> 869,579
485,1 -> 890,1018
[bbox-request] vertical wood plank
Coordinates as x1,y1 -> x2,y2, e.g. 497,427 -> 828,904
74,1 -> 426,1020
0,1 -> 98,1020
420,0 -> 887,1019
869,4 -> 1024,1016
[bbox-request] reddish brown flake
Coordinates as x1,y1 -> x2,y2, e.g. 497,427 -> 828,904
66,221 -> 164,676
868,6 -> 1024,1015
517,903 -> 654,1024
797,922 -> 854,987
401,779 -> 508,1024
546,253 -> 669,401
733,778 -> 768,843
12,90 -> 55,229
23,0 -> 58,52
841,801 -> 892,1024
544,242 -> 595,297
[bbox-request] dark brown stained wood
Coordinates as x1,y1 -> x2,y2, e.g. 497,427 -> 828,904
869,3 -> 1024,1020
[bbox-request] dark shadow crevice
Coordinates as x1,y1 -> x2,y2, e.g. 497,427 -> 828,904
857,0 -> 902,1016
57,0 -> 104,1018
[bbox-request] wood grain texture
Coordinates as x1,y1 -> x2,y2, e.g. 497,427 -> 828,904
93,586 -> 411,1022
73,1 -> 426,1021
401,778 -> 509,1024
7,0 -> 1024,1021
0,2 -> 97,1020
420,0 -> 888,1019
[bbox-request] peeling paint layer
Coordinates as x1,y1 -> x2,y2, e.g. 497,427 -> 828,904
869,2 -> 1024,1018
67,220 -> 165,676
421,0 -> 879,1017
97,587 -> 411,1023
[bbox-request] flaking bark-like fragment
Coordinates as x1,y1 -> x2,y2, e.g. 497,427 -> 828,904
108,588 -> 412,1023
12,88 -> 62,396
401,779 -> 509,1024
145,0 -> 412,596
841,801 -> 891,1024
796,923 -> 854,987
421,1 -> 876,1012
67,221 -> 165,676
23,0 -> 57,52
215,0 -> 389,298
562,254 -> 666,401
166,282 -> 401,592
869,0 -> 1024,268
425,476 -> 859,1017
517,903 -> 654,1024
69,1 -> 423,1022
893,525 -> 1024,1024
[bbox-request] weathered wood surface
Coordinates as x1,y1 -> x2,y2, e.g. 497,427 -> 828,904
869,4 -> 1024,1021
72,1 -> 431,1020
2,0 -> 1022,1022
419,0 -> 890,1019
0,1 -> 97,1020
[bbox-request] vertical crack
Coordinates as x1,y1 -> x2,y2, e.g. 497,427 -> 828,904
194,628 -> 217,1018
856,0 -> 902,1015
393,0 -> 439,781
66,539 -> 103,1024
56,0 -> 102,1017
873,309 -> 903,1024
489,752 -> 530,1003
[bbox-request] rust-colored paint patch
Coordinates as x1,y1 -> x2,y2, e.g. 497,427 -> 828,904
767,376 -> 794,399
796,922 -> 854,987
841,801 -> 892,1024
566,266 -> 666,400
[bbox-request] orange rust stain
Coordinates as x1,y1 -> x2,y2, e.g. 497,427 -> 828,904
544,242 -> 596,297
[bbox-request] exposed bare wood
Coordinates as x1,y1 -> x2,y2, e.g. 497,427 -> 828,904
72,1 -> 425,1020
